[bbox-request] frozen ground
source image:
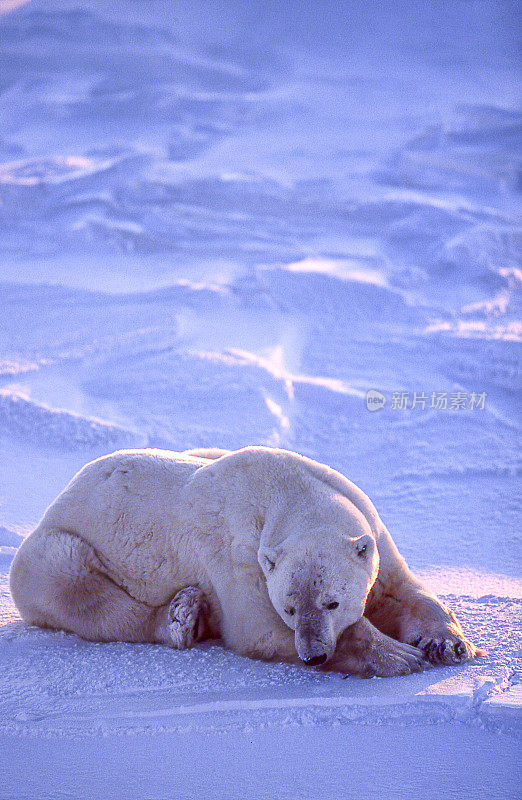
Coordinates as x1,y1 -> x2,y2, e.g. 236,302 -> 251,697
0,0 -> 520,798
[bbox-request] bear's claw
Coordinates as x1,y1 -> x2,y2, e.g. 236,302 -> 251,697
411,634 -> 484,665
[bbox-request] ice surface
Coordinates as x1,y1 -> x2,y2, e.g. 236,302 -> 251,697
0,1 -> 520,798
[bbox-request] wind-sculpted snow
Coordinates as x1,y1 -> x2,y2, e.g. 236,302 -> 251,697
377,106 -> 522,195
0,391 -> 143,451
1,2 -> 519,297
0,0 -> 520,797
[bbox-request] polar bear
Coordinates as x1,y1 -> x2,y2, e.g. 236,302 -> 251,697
9,446 -> 483,677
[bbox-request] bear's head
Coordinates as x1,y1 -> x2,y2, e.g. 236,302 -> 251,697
258,531 -> 379,665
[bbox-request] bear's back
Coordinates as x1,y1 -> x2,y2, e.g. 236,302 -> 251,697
35,449 -> 208,603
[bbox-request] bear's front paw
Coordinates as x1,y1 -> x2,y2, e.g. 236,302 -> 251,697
333,618 -> 428,678
167,586 -> 209,650
410,633 -> 485,666
360,638 -> 427,678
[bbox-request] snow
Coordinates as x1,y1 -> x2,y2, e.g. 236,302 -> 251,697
0,0 -> 520,797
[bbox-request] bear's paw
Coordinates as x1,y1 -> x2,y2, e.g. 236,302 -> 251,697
167,586 -> 209,650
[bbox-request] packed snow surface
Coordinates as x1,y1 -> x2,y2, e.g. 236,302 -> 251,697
0,1 -> 520,798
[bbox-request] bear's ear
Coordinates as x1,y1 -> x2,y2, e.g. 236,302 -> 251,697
257,545 -> 278,577
353,533 -> 374,559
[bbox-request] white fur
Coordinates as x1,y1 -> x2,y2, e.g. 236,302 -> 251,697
9,446 -> 482,675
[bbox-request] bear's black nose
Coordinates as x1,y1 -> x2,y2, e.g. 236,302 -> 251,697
304,654 -> 327,666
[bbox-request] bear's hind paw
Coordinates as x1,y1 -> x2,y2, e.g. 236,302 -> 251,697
167,586 -> 209,650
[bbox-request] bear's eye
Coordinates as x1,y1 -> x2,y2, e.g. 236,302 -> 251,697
285,607 -> 296,616
325,601 -> 339,610
357,545 -> 367,557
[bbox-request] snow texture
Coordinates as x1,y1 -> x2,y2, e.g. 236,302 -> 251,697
0,1 -> 520,798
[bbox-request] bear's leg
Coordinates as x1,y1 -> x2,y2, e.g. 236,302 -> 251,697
167,586 -> 210,649
327,616 -> 426,677
10,528 -> 196,647
219,611 -> 298,664
366,577 -> 485,666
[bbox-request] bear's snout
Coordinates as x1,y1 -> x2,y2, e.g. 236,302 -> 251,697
295,613 -> 335,665
303,653 -> 328,666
